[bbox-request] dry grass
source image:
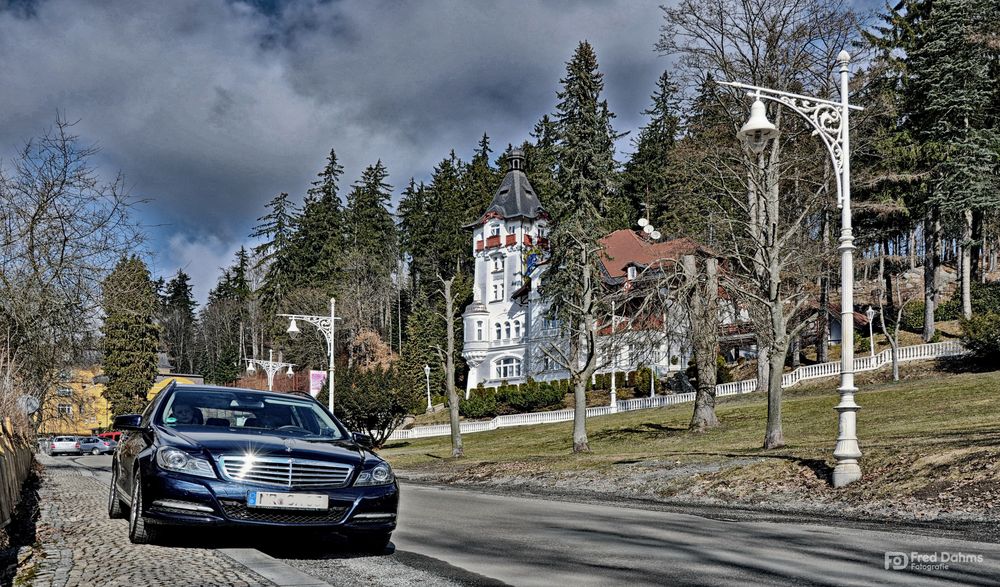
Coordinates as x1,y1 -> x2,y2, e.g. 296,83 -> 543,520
383,360 -> 1000,519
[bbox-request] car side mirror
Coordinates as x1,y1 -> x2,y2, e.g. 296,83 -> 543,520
113,414 -> 144,431
352,432 -> 374,449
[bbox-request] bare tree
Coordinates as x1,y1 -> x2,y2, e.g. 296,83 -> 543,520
0,118 -> 143,429
658,0 -> 861,449
433,272 -> 466,458
683,255 -> 721,430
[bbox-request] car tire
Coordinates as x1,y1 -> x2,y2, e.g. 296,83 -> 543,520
127,470 -> 157,544
92,448 -> 101,455
351,531 -> 392,554
108,466 -> 126,519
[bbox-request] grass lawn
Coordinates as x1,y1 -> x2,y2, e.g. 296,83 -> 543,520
383,361 -> 1000,520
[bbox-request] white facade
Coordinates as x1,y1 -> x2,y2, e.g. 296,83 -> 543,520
462,151 -> 693,393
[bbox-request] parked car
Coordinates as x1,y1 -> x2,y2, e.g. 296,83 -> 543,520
98,431 -> 122,442
49,436 -> 82,456
108,383 -> 398,550
79,436 -> 117,455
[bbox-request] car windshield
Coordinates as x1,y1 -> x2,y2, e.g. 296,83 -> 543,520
159,390 -> 346,440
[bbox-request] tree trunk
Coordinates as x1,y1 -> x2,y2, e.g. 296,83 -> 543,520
684,255 -> 720,431
817,210 -> 830,363
763,341 -> 786,449
961,209 -> 973,319
440,276 -> 463,458
572,257 -> 595,453
909,228 -> 917,270
756,342 -> 770,394
881,240 -> 894,316
923,209 -> 940,342
971,210 -> 984,284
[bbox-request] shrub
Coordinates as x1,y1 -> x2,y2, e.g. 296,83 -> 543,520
716,356 -> 733,384
961,313 -> 1000,361
899,301 -> 925,331
634,367 -> 654,394
460,390 -> 498,418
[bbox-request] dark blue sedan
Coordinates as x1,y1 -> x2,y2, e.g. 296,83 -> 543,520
109,383 -> 398,550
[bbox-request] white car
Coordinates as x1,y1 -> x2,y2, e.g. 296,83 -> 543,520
49,436 -> 82,456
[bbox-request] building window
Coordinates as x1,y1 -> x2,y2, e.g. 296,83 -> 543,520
495,323 -> 502,340
513,320 -> 521,339
504,322 -> 511,339
495,358 -> 522,380
476,321 -> 484,341
543,317 -> 559,331
492,256 -> 504,273
627,266 -> 637,280
542,356 -> 553,371
490,224 -> 501,237
57,387 -> 73,397
57,404 -> 72,415
492,282 -> 504,301
536,226 -> 547,238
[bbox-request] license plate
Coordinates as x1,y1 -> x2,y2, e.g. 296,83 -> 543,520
247,491 -> 328,510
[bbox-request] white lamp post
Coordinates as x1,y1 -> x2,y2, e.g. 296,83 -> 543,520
865,306 -> 876,358
722,50 -> 863,487
280,297 -> 341,413
244,348 -> 294,391
609,299 -> 617,412
423,364 -> 432,413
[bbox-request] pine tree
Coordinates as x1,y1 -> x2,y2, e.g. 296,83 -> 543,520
462,133 -> 502,227
622,71 -> 685,235
101,256 -> 159,416
290,149 -> 345,289
251,192 -> 298,313
162,269 -> 197,373
398,178 -> 432,293
522,115 -> 560,201
544,41 -> 620,453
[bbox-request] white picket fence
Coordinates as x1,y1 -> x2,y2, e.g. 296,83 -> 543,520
387,340 -> 966,441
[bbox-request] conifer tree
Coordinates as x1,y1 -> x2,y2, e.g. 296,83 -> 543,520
162,269 -> 197,373
291,149 -> 345,289
544,41 -> 620,453
251,192 -> 298,313
101,256 -> 159,416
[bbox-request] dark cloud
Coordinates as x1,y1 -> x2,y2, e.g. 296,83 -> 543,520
0,0 -> 670,302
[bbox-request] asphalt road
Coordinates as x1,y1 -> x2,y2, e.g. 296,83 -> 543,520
57,454 -> 1000,586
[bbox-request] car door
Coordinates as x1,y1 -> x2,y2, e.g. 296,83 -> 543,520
116,396 -> 161,500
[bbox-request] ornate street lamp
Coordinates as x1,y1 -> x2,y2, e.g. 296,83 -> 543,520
722,50 -> 863,487
280,297 -> 341,413
244,349 -> 294,391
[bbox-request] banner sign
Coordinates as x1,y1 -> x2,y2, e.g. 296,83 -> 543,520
309,370 -> 327,398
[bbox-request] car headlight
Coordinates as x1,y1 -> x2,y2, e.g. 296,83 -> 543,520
156,447 -> 217,479
354,463 -> 394,486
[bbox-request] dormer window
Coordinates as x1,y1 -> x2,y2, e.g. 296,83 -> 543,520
627,266 -> 637,280
490,224 -> 501,237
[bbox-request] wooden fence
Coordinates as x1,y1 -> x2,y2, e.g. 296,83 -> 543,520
0,417 -> 33,530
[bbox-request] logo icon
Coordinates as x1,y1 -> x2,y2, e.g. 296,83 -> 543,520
885,552 -> 909,570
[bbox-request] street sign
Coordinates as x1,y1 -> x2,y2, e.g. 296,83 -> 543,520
16,395 -> 40,415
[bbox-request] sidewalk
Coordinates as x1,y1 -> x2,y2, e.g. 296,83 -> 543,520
30,453 -> 274,587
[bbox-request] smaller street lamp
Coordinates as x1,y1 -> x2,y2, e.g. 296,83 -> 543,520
865,306 -> 876,358
244,349 -> 294,391
423,364 -> 432,413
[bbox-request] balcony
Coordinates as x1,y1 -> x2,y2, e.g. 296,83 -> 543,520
505,234 -> 517,246
485,235 -> 501,249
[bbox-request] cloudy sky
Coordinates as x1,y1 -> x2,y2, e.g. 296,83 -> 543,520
0,0 -> 868,303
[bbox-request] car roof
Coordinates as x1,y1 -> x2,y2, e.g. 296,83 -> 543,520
169,383 -> 317,403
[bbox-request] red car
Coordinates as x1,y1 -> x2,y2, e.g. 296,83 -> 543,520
98,431 -> 122,442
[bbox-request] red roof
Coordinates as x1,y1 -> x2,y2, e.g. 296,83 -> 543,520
598,230 -> 706,279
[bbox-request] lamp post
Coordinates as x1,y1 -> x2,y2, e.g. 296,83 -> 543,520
609,299 -> 617,412
865,306 -> 876,358
423,364 -> 432,413
722,50 -> 863,487
280,297 -> 341,414
244,348 -> 294,391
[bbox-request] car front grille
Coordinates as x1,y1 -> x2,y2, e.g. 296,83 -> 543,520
218,499 -> 350,525
217,455 -> 353,489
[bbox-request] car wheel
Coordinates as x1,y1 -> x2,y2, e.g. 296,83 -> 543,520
128,470 -> 157,544
351,531 -> 392,554
92,448 -> 101,455
108,466 -> 126,519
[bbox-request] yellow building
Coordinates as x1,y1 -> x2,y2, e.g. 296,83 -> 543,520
39,367 -> 204,435
39,367 -> 111,436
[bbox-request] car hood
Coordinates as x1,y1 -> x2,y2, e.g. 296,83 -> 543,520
159,427 -> 369,466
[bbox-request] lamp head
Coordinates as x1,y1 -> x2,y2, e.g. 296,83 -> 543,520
286,318 -> 300,337
286,365 -> 294,378
246,362 -> 256,375
424,364 -> 431,376
738,99 -> 778,153
866,306 -> 876,321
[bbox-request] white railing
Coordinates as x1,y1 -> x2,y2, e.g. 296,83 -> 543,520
388,340 -> 966,441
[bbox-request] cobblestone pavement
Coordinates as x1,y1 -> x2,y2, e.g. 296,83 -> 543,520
32,454 -> 275,587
